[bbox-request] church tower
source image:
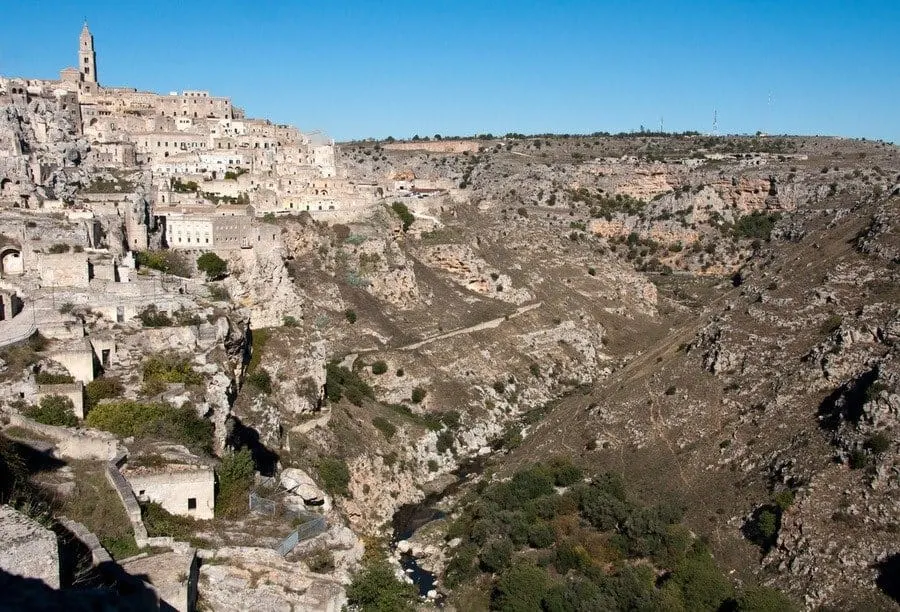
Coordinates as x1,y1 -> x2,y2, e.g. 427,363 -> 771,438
79,22 -> 97,84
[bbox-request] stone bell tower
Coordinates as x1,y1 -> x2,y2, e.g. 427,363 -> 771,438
79,22 -> 97,84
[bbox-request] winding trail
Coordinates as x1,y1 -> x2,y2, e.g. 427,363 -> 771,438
355,301 -> 542,354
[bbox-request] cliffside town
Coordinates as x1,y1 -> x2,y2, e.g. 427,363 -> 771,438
1,22 -> 899,612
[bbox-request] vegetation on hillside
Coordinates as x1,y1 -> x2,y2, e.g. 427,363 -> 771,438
135,249 -> 191,277
197,252 -> 228,280
443,461 -> 796,611
24,395 -> 78,427
85,400 -> 213,454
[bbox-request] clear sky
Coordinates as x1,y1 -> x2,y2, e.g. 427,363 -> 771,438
2,1 -> 898,143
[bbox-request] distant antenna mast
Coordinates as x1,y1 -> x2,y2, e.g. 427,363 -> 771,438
712,109 -> 718,136
659,116 -> 664,133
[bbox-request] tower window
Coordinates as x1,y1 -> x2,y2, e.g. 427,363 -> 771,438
188,498 -> 197,510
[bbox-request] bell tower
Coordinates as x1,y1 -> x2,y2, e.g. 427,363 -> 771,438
79,22 -> 97,84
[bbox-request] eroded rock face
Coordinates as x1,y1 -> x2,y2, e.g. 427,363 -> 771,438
199,546 -> 351,612
417,243 -> 533,304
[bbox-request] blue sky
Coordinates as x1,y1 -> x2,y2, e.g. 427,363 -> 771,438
2,1 -> 898,143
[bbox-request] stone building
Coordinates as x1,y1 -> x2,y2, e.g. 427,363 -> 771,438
124,462 -> 215,520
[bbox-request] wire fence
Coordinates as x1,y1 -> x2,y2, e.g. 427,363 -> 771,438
249,491 -> 327,557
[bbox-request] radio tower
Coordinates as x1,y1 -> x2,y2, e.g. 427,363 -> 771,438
712,109 -> 718,136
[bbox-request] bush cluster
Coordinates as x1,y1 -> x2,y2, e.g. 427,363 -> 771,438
24,395 -> 77,427
317,457 -> 351,496
371,416 -> 397,439
733,211 -> 781,241
216,447 -> 254,518
347,554 -> 418,611
135,250 -> 191,277
142,353 -> 204,391
138,305 -> 173,327
444,462 -> 796,611
391,201 -> 415,232
85,377 -> 124,410
371,360 -> 388,375
197,252 -> 228,280
325,361 -> 374,406
85,400 -> 213,454
34,371 -> 74,385
246,369 -> 273,394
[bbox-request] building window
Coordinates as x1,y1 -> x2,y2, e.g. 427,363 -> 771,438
139,490 -> 145,496
188,498 -> 197,510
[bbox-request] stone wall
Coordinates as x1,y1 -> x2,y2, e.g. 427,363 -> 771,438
38,252 -> 90,288
6,413 -> 119,460
104,463 -> 149,547
0,505 -> 60,588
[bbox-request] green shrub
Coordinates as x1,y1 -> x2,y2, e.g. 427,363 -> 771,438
142,501 -> 200,540
325,361 -> 374,406
735,586 -> 798,612
665,549 -> 734,611
773,490 -> 795,511
345,309 -> 358,324
138,305 -> 173,327
317,457 -> 350,496
34,371 -> 74,385
436,429 -> 455,454
246,369 -> 273,394
371,360 -> 388,375
744,507 -> 779,550
24,395 -> 77,427
427,459 -> 438,472
142,353 -> 203,387
347,556 -> 417,611
306,548 -> 336,573
48,243 -> 70,254
733,211 -> 780,241
493,561 -> 549,610
411,387 -> 427,404
480,536 -> 514,572
100,534 -> 141,560
554,539 -> 590,574
372,416 -> 397,439
527,522 -> 555,548
135,250 -> 191,277
391,201 -> 415,232
865,431 -> 891,455
216,447 -> 254,518
282,315 -> 299,327
549,458 -> 583,487
820,314 -> 843,334
848,448 -> 869,469
85,377 -> 124,409
197,252 -> 227,280
85,401 -> 213,453
207,284 -> 230,301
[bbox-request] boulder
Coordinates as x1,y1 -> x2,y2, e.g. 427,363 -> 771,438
280,468 -> 325,503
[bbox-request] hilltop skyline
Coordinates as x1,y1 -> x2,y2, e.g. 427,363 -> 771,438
1,0 -> 898,143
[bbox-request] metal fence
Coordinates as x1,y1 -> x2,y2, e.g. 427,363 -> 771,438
249,491 -> 328,557
277,515 -> 328,557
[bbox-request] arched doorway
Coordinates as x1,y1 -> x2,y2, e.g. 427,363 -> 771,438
0,248 -> 24,276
